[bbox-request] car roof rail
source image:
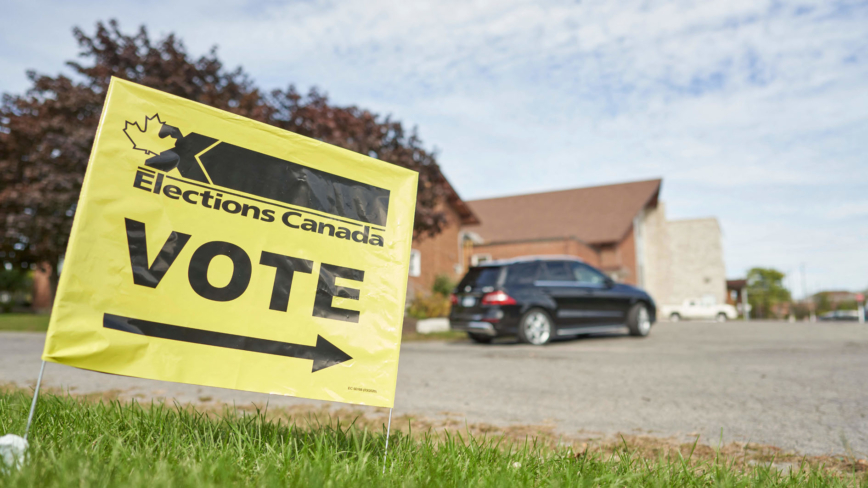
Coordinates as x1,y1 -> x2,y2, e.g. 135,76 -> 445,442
475,255 -> 587,267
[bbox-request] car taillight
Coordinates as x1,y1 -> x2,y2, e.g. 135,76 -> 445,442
481,290 -> 516,305
450,293 -> 458,305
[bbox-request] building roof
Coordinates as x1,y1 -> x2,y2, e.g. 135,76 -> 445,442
466,179 -> 662,245
441,176 -> 480,225
727,279 -> 747,290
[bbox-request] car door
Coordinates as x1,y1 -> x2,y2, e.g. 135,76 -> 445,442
699,297 -> 718,319
535,261 -> 586,329
684,300 -> 700,319
568,262 -> 631,326
701,303 -> 716,320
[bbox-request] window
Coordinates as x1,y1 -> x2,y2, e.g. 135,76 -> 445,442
541,261 -> 573,281
569,262 -> 607,285
458,266 -> 502,290
409,249 -> 421,277
504,262 -> 542,286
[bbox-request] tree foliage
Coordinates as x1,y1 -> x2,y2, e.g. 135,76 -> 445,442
746,267 -> 792,319
814,292 -> 831,315
432,274 -> 456,297
812,292 -> 857,314
0,266 -> 31,293
0,20 -> 449,282
0,266 -> 33,313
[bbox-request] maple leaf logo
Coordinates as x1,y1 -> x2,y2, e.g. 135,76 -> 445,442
123,114 -> 177,157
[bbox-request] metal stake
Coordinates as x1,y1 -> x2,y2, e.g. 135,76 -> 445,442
382,407 -> 393,474
24,361 -> 46,442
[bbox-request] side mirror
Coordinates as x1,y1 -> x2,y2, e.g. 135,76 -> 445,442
604,277 -> 615,288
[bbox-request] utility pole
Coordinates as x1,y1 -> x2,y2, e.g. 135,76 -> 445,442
800,263 -> 807,300
742,286 -> 749,321
857,293 -> 865,324
800,263 -> 809,322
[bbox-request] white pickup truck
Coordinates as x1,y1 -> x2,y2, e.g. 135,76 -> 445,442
661,299 -> 738,322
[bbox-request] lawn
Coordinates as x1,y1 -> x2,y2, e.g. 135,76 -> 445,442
0,390 -> 863,487
0,314 -> 49,332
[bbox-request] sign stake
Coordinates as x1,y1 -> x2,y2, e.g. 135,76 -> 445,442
382,407 -> 393,474
24,361 -> 46,442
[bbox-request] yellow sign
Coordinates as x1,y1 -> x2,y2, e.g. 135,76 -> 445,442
42,78 -> 417,408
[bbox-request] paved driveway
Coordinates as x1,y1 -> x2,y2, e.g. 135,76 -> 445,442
2,321 -> 866,456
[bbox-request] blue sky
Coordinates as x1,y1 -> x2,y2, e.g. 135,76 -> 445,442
2,0 -> 867,296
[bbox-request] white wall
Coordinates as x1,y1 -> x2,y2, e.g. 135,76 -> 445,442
638,202 -> 671,304
639,204 -> 727,306
665,218 -> 727,305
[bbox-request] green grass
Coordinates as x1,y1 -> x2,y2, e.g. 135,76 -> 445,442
0,390 -> 862,487
0,314 -> 50,332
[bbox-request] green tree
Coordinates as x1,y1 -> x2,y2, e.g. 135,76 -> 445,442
0,265 -> 32,312
746,267 -> 792,319
814,292 -> 831,315
0,20 -> 449,292
0,20 -> 268,291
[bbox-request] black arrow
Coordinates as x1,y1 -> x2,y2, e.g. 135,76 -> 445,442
103,313 -> 352,372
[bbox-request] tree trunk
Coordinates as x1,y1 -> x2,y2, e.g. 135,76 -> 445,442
31,261 -> 54,314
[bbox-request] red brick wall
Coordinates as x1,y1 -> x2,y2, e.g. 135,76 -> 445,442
592,227 -> 637,284
618,226 -> 637,285
469,238 -> 601,268
599,244 -> 617,269
407,204 -> 463,297
465,228 -> 639,285
564,239 -> 601,264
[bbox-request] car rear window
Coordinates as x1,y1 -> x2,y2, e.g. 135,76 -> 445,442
504,262 -> 542,285
458,266 -> 502,290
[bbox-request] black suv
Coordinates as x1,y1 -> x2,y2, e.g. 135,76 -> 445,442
449,256 -> 656,345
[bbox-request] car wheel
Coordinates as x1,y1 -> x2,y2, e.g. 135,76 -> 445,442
716,312 -> 727,323
468,333 -> 493,344
669,312 -> 681,322
517,308 -> 553,346
628,303 -> 652,337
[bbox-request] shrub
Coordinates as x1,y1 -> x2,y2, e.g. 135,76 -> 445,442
408,292 -> 451,319
432,274 -> 455,297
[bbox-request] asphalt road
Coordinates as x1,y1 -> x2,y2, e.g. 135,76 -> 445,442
2,321 -> 866,456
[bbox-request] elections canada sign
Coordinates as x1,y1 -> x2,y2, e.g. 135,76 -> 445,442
42,78 -> 418,408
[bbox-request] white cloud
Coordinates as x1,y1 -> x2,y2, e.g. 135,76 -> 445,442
1,0 -> 867,292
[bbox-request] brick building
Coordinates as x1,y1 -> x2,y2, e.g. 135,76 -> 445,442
406,179 -> 479,297
461,179 -> 728,307
463,179 -> 663,285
